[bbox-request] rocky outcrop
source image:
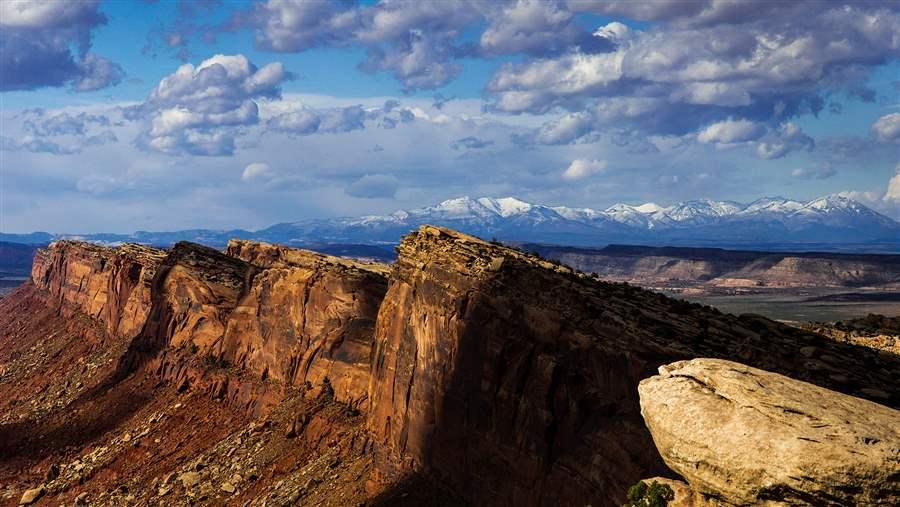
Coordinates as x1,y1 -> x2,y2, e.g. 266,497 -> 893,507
16,230 -> 900,506
131,241 -> 388,409
367,226 -> 900,506
31,241 -> 166,338
222,240 -> 388,407
639,359 -> 900,505
28,240 -> 389,412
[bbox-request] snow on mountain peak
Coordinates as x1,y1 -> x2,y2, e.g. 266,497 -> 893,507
634,203 -> 662,213
477,196 -> 533,217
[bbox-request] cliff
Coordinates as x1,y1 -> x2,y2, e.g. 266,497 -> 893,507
28,240 -> 389,410
5,230 -> 898,506
31,241 -> 166,339
367,226 -> 900,506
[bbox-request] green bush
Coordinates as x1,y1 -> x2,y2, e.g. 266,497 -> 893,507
624,480 -> 674,507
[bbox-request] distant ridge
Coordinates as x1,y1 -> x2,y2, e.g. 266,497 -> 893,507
2,194 -> 899,253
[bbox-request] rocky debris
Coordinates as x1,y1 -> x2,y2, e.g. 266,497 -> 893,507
800,314 -> 900,355
179,471 -> 202,488
19,486 -> 44,505
45,463 -> 60,482
367,225 -> 900,506
639,358 -> 900,505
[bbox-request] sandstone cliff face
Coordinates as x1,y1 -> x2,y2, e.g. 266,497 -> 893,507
17,232 -> 900,506
367,226 -> 900,506
132,241 -> 388,409
639,359 -> 900,505
29,240 -> 389,411
31,241 -> 166,339
222,240 -> 388,407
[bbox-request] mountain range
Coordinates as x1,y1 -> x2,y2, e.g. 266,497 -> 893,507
3,194 -> 899,252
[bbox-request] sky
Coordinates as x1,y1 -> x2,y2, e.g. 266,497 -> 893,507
1,0 -> 899,234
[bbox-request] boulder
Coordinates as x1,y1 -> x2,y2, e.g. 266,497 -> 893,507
639,358 -> 900,505
19,486 -> 44,505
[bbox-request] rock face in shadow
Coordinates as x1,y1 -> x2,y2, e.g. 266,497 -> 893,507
639,358 -> 900,505
31,241 -> 166,339
367,226 -> 900,506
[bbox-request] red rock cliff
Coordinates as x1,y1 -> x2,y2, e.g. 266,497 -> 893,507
366,226 -> 900,506
31,241 -> 166,339
130,240 -> 388,409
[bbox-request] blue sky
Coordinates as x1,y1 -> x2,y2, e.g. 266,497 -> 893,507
1,0 -> 898,233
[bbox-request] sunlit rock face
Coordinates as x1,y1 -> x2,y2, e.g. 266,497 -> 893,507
31,241 -> 166,339
640,359 -> 900,505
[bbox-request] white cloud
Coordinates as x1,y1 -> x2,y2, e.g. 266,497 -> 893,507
0,0 -> 123,92
562,159 -> 607,180
872,113 -> 900,143
241,162 -> 274,182
136,54 -> 289,156
697,119 -> 765,144
884,164 -> 900,204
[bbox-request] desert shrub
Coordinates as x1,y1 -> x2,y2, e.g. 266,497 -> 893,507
623,480 -> 674,507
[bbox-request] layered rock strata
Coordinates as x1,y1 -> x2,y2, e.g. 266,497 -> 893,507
367,225 -> 900,506
30,240 -> 389,410
19,230 -> 900,506
31,241 -> 165,338
639,358 -> 900,505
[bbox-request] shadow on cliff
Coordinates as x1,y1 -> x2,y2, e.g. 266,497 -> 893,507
367,471 -> 469,507
369,245 -> 900,507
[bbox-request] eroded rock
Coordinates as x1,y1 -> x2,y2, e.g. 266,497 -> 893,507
18,486 -> 44,505
367,226 -> 900,506
639,358 -> 900,505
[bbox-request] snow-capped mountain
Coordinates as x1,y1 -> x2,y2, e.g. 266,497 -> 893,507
249,194 -> 898,248
3,194 -> 898,251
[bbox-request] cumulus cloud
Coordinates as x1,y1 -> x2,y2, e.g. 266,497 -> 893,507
755,123 -> 814,159
885,165 -> 900,204
135,54 -> 290,156
241,162 -> 274,182
872,113 -> 900,143
486,2 -> 900,143
450,136 -> 494,150
697,119 -> 765,144
480,0 -> 605,56
791,164 -> 836,180
0,0 -> 123,92
0,109 -> 119,154
345,174 -> 399,199
562,159 -> 607,180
